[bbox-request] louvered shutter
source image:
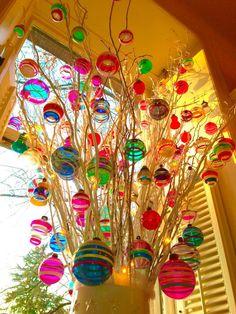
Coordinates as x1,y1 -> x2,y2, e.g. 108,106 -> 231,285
176,181 -> 232,314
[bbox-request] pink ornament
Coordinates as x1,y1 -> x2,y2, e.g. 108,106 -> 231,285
74,57 -> 92,75
59,64 -> 73,80
30,216 -> 52,245
158,254 -> 196,299
39,254 -> 64,285
76,212 -> 85,227
91,75 -> 102,87
72,189 -> 90,212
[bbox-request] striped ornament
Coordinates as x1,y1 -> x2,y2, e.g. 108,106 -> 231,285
124,139 -> 146,162
73,239 -> 114,286
43,102 -> 64,123
158,254 -> 196,299
130,237 -> 153,269
72,189 -> 90,212
30,216 -> 52,246
201,168 -> 218,186
50,232 -> 68,252
19,59 -> 39,78
39,254 -> 64,285
154,166 -> 171,187
182,224 -> 204,247
74,57 -> 92,75
86,157 -> 112,186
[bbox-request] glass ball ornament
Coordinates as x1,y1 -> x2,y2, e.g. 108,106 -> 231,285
130,236 -> 153,269
204,122 -> 218,135
118,29 -> 134,45
124,138 -> 146,162
158,254 -> 196,299
174,80 -> 189,95
133,79 -> 145,95
43,102 -> 64,123
154,165 -> 171,187
138,100 -> 148,111
192,106 -> 205,119
30,216 -> 52,246
148,99 -> 169,120
51,3 -> 67,22
50,232 -> 68,252
96,51 -> 119,77
182,224 -> 204,247
86,157 -> 112,186
208,153 -> 225,169
72,189 -> 90,212
51,137 -> 80,180
93,98 -> 110,123
140,119 -> 150,129
91,75 -> 102,87
194,137 -> 211,154
181,210 -> 197,224
21,79 -> 50,104
76,212 -> 85,227
72,238 -> 114,286
14,24 -> 25,38
167,189 -> 177,208
87,132 -> 101,146
201,168 -> 218,186
19,59 -> 39,78
181,110 -> 193,122
8,116 -> 22,131
59,64 -> 73,80
180,131 -> 192,143
138,58 -> 152,74
11,133 -> 28,154
182,58 -> 194,71
141,207 -> 161,230
157,138 -> 176,158
213,137 -> 235,161
72,26 -> 87,43
74,57 -> 92,75
170,114 -> 181,130
171,238 -> 200,271
100,218 -> 111,244
39,254 -> 64,285
30,179 -> 50,206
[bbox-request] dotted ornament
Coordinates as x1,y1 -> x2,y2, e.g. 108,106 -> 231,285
73,239 -> 114,286
39,254 -> 64,285
158,254 -> 196,299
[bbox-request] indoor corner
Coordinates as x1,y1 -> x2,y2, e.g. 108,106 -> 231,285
0,1 -> 235,314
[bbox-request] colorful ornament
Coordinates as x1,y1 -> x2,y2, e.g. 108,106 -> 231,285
180,131 -> 192,143
51,3 -> 67,22
124,139 -> 146,162
141,208 -> 161,230
158,254 -> 196,299
171,238 -> 200,271
138,58 -> 152,74
133,79 -> 145,95
96,52 -> 119,77
130,237 -> 153,269
21,79 -> 50,104
181,210 -> 197,224
154,165 -> 171,187
182,224 -> 204,247
98,145 -> 111,159
194,137 -> 211,154
213,137 -> 235,161
93,98 -> 110,123
182,58 -> 194,71
157,138 -> 176,158
39,254 -> 64,285
14,24 -> 25,38
138,100 -> 148,111
100,218 -> 111,244
170,114 -> 181,130
167,189 -> 177,208
181,110 -> 193,122
148,99 -> 169,120
19,59 -> 39,78
73,238 -> 114,286
68,89 -> 80,111
8,116 -> 21,131
208,153 -> 225,169
86,157 -> 112,186
118,29 -> 134,45
50,232 -> 68,252
74,57 -> 92,75
76,212 -> 85,227
87,132 -> 101,146
140,119 -> 150,129
11,133 -> 28,154
91,75 -> 102,87
51,137 -> 80,180
72,26 -> 87,43
204,122 -> 218,135
30,216 -> 52,246
191,107 -> 205,119
174,80 -> 189,95
201,168 -> 218,186
43,102 -> 64,123
30,179 -> 49,206
72,189 -> 90,212
59,64 -> 73,80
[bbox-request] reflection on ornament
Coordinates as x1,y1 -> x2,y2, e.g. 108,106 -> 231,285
96,52 -> 119,77
118,29 -> 134,45
138,58 -> 152,74
72,26 -> 87,43
148,99 -> 169,120
51,3 -> 67,22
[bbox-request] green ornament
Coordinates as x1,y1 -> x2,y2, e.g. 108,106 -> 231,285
72,26 -> 87,43
14,24 -> 25,38
86,157 -> 112,186
11,133 -> 28,154
124,139 -> 146,162
138,58 -> 152,74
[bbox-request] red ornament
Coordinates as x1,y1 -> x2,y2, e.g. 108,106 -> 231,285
141,208 -> 161,230
133,79 -> 145,95
180,131 -> 192,143
181,110 -> 192,122
167,190 -> 177,208
140,120 -> 149,129
96,52 -> 119,77
204,122 -> 218,135
118,29 -> 134,45
178,64 -> 187,74
98,145 -> 111,159
170,114 -> 181,130
87,132 -> 101,146
174,80 -> 189,95
139,100 -> 148,111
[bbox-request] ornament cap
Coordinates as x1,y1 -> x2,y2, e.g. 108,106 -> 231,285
52,253 -> 58,258
41,216 -> 48,221
170,253 -> 179,260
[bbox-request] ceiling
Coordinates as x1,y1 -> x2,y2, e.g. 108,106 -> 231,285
34,0 -> 201,77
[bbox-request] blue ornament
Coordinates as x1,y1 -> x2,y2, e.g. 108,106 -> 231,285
50,232 -> 67,252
